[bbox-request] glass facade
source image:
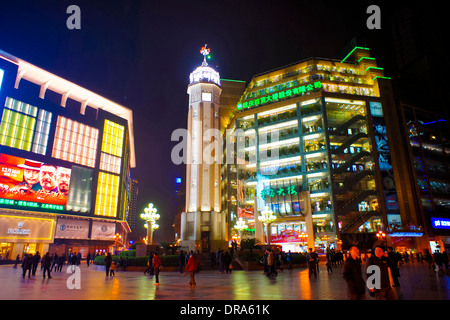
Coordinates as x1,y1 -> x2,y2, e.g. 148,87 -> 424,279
102,119 -> 125,158
52,116 -> 99,168
95,171 -> 120,217
227,49 -> 390,251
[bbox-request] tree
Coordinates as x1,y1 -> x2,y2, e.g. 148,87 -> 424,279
240,238 -> 259,253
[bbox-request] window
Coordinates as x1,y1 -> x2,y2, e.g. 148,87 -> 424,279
99,152 -> 121,174
32,109 -> 52,155
0,109 -> 35,151
95,171 -> 120,217
101,120 -> 124,158
202,92 -> 212,102
52,116 -> 99,167
66,165 -> 93,213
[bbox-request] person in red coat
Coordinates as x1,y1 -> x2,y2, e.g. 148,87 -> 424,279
153,252 -> 162,286
185,251 -> 198,288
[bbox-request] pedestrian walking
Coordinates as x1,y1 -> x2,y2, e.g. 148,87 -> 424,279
185,251 -> 198,288
367,246 -> 397,300
42,252 -> 52,279
424,249 -> 433,269
326,257 -> 333,273
31,251 -> 40,276
307,248 -> 317,279
13,254 -> 20,269
178,250 -> 185,273
387,247 -> 400,287
209,251 -> 216,268
51,253 -> 59,272
22,254 -> 33,279
58,254 -> 64,272
286,250 -> 293,272
144,252 -> 154,275
342,246 -> 366,300
433,250 -> 443,271
87,252 -> 91,267
224,250 -> 232,274
70,252 -> 77,266
110,261 -> 115,276
104,252 -> 112,277
266,249 -> 277,278
218,249 -> 225,273
153,252 -> 162,286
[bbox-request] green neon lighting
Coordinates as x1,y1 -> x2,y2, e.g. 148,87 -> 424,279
357,57 -> 376,63
0,197 -> 64,211
221,78 -> 246,83
372,76 -> 391,81
341,47 -> 370,64
365,66 -> 384,73
237,81 -> 322,111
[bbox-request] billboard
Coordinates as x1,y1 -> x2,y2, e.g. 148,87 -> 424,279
0,153 -> 71,209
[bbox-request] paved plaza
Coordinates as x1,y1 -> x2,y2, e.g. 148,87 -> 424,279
0,260 -> 449,301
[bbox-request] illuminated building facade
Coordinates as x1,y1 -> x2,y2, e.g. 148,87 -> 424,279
398,103 -> 450,252
180,46 -> 227,252
224,47 -> 408,252
0,50 -> 135,259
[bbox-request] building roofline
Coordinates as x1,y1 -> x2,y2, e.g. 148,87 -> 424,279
0,49 -> 136,168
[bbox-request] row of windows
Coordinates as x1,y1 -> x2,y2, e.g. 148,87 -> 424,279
0,97 -> 125,174
52,116 -> 99,168
0,97 -> 125,218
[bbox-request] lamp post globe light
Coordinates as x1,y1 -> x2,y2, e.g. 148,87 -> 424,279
258,205 -> 276,245
234,217 -> 248,244
140,203 -> 160,245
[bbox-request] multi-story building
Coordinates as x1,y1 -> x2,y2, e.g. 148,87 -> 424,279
127,178 -> 139,238
398,103 -> 450,252
0,50 -> 135,259
223,46 -> 414,252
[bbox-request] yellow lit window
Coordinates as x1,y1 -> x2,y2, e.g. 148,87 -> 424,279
101,119 -> 124,158
0,109 -> 36,151
94,171 -> 120,217
52,116 -> 99,167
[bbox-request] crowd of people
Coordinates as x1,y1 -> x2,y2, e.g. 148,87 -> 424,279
12,244 -> 449,300
14,250 -> 107,279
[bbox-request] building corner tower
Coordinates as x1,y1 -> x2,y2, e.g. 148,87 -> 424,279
180,45 -> 227,252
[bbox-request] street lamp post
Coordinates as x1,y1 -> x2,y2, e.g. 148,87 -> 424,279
234,217 -> 248,245
258,206 -> 276,245
140,203 -> 160,245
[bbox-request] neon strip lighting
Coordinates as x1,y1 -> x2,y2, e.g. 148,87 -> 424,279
423,119 -> 446,125
357,57 -> 376,63
341,47 -> 370,64
0,69 -> 4,92
365,66 -> 384,73
221,78 -> 246,83
372,76 -> 391,81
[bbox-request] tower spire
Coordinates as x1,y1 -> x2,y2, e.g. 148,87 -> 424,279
200,44 -> 210,66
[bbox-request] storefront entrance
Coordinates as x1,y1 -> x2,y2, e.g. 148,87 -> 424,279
0,243 -> 13,259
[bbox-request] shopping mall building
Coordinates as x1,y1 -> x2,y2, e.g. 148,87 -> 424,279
222,46 -> 447,253
0,50 -> 135,260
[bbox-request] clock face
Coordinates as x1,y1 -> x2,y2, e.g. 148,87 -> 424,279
202,92 -> 212,102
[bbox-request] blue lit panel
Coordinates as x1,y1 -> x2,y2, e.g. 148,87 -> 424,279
431,218 -> 450,230
0,69 -> 4,92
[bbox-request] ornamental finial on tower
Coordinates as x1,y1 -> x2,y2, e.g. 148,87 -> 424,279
200,44 -> 210,66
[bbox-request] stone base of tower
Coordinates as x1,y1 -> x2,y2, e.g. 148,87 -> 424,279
180,211 -> 228,253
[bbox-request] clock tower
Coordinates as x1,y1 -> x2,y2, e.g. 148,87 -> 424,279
180,45 -> 227,252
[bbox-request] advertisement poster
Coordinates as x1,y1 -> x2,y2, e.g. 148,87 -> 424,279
0,153 -> 71,207
55,217 -> 90,239
369,102 -> 400,215
0,215 -> 55,242
91,221 -> 115,240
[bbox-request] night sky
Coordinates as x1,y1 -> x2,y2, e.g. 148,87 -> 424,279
0,0 -> 419,242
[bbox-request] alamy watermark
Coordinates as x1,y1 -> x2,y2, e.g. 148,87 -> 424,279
171,121 -> 281,175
